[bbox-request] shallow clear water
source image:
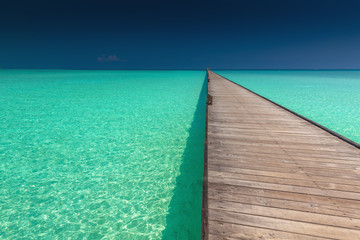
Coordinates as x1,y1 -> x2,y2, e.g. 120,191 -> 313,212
216,70 -> 360,144
0,70 -> 206,239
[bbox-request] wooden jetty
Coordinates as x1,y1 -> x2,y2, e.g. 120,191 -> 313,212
202,70 -> 360,240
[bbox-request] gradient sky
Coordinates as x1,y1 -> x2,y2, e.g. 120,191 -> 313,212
1,0 -> 360,69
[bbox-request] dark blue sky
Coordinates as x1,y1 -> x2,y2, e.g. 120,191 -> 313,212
1,0 -> 360,69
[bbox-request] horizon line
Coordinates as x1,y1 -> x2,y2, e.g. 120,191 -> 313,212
2,68 -> 360,71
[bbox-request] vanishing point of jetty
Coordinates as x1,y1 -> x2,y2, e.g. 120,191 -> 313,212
202,70 -> 360,239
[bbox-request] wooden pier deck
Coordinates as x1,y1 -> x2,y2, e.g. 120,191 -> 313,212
203,70 -> 360,240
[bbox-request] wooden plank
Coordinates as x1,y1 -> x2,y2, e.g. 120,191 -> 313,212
209,158 -> 360,178
209,182 -> 360,211
209,174 -> 360,201
209,165 -> 360,191
209,200 -> 360,229
208,187 -> 360,219
208,222 -> 328,240
209,209 -> 360,240
204,70 -> 360,239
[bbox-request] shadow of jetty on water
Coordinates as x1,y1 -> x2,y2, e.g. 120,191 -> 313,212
161,74 -> 207,240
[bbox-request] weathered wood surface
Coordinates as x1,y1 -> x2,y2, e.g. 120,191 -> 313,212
205,70 -> 360,240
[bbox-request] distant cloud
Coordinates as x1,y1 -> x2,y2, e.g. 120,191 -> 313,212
97,54 -> 126,63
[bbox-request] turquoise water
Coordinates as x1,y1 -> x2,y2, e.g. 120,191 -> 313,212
0,70 -> 206,239
216,70 -> 360,144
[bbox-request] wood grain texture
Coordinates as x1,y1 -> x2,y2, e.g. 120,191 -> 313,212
206,70 -> 360,239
